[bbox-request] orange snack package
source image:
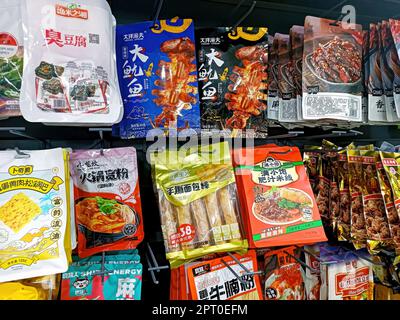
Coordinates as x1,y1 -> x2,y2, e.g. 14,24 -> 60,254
233,145 -> 327,248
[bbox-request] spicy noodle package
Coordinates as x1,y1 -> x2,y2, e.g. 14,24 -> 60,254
153,142 -> 248,268
114,18 -> 200,139
69,147 -> 144,258
232,145 -> 327,249
19,0 -> 122,124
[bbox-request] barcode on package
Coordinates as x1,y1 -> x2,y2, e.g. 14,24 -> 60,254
302,93 -> 362,121
53,99 -> 66,109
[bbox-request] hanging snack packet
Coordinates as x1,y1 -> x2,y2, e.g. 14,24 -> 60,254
153,142 -> 247,268
69,147 -> 144,258
303,244 -> 321,300
20,0 -> 122,124
302,16 -> 363,122
389,19 -> 400,117
303,146 -> 321,195
379,151 -> 400,253
290,26 -> 305,122
0,148 -> 69,282
362,30 -> 369,123
337,149 -> 351,241
115,18 -> 200,139
264,246 -> 305,300
276,33 -> 297,123
0,0 -> 23,118
347,149 -> 367,249
381,21 -> 400,122
187,251 -> 262,300
267,35 -> 279,121
368,23 -> 387,122
233,145 -> 327,249
359,151 -> 391,253
196,27 -> 269,137
61,262 -> 142,300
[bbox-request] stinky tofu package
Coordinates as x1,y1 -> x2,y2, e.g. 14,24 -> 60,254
263,246 -> 305,300
0,0 -> 23,118
19,0 -> 122,124
232,145 -> 327,249
389,19 -> 400,117
196,27 -> 269,138
61,259 -> 143,300
0,148 -> 70,282
267,35 -> 279,121
276,33 -> 297,123
187,251 -> 263,300
302,16 -> 363,122
153,142 -> 248,268
114,18 -> 200,139
69,147 -> 144,258
290,26 -> 305,122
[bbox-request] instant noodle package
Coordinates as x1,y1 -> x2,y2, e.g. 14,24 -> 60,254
114,18 -> 200,139
69,147 -> 144,258
153,141 -> 248,268
19,0 -> 122,124
0,148 -> 71,282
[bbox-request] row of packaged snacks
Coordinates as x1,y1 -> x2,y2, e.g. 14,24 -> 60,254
4,0 -> 400,134
0,147 -> 144,300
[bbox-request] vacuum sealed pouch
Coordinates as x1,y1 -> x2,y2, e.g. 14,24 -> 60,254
267,35 -> 279,121
389,19 -> 400,117
290,26 -> 305,122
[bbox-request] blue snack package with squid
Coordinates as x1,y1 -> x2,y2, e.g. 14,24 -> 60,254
113,18 -> 200,139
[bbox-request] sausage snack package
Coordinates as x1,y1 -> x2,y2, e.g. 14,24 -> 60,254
302,16 -> 363,123
187,251 -> 262,300
233,145 -> 327,249
114,18 -> 200,139
337,150 -> 351,241
196,27 -> 269,138
389,19 -> 400,117
0,148 -> 70,283
153,142 -> 247,268
379,151 -> 400,254
347,149 -> 367,249
0,0 -> 23,118
20,0 -> 122,124
69,147 -> 144,258
359,150 -> 391,253
303,244 -> 321,300
263,246 -> 305,300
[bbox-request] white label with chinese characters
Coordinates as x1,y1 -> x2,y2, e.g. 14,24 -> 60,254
368,94 -> 387,122
278,98 -> 297,122
384,96 -> 400,122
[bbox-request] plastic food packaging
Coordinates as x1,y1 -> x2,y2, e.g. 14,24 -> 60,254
337,149 -> 351,241
69,147 -> 144,258
114,18 -> 200,139
362,30 -> 369,123
290,26 -> 305,122
153,141 -> 248,268
0,0 -> 23,118
303,244 -> 321,300
0,148 -> 70,282
389,19 -> 400,117
186,251 -> 262,300
233,145 -> 327,249
302,16 -> 363,122
267,35 -> 279,121
20,0 -> 122,124
196,27 -> 269,137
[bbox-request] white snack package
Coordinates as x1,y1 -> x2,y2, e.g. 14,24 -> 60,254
20,0 -> 122,124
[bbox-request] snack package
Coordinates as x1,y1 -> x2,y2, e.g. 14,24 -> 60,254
290,26 -> 304,122
0,274 -> 60,300
362,30 -> 369,123
153,142 -> 247,268
347,149 -> 367,249
379,151 -> 400,253
61,261 -> 143,300
263,246 -> 305,300
0,148 -> 69,282
337,150 -> 351,241
187,251 -> 262,300
360,151 -> 391,253
72,252 -> 140,266
233,145 -> 327,249
114,18 -> 200,139
303,146 -> 320,195
389,19 -> 400,117
276,33 -> 297,123
69,147 -> 144,258
302,16 -> 363,122
303,244 -> 321,300
0,0 -> 23,118
267,35 -> 279,121
368,23 -> 387,122
196,27 -> 269,137
381,21 -> 400,122
20,0 -> 122,124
